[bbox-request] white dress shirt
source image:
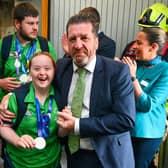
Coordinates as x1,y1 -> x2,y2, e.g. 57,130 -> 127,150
68,56 -> 96,150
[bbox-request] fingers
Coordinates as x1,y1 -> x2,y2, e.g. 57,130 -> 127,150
0,108 -> 15,123
122,56 -> 131,64
6,83 -> 21,91
1,93 -> 12,109
0,109 -> 15,118
2,78 -> 21,91
57,111 -> 75,130
7,77 -> 17,81
63,106 -> 72,115
16,135 -> 35,149
57,106 -> 72,124
114,57 -> 121,62
58,111 -> 72,120
57,117 -> 65,127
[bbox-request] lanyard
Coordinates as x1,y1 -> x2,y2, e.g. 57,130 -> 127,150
35,97 -> 53,138
15,36 -> 36,76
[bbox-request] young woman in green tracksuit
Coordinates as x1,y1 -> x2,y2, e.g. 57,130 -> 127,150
0,52 -> 61,168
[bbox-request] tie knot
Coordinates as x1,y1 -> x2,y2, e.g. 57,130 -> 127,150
77,68 -> 87,77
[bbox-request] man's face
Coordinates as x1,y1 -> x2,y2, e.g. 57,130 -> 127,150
67,22 -> 98,67
15,16 -> 39,41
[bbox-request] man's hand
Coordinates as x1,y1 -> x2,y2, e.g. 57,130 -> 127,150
1,92 -> 12,109
61,33 -> 69,55
0,77 -> 21,91
0,105 -> 15,124
0,93 -> 15,125
57,106 -> 75,133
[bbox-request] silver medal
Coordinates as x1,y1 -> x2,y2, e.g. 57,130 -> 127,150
35,137 -> 46,150
19,74 -> 28,83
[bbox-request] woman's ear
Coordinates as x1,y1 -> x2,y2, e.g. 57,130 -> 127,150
151,42 -> 159,52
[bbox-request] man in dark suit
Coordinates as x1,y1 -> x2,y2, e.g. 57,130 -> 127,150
57,14 -> 135,168
62,7 -> 116,59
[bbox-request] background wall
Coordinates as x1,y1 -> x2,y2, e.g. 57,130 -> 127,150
49,0 -> 168,58
0,0 -> 14,37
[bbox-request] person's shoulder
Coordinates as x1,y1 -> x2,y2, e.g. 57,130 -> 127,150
152,61 -> 168,77
158,60 -> 168,66
98,32 -> 115,43
56,57 -> 73,69
0,34 -> 14,44
57,57 -> 72,63
97,55 -> 130,78
97,55 -> 127,70
158,60 -> 168,69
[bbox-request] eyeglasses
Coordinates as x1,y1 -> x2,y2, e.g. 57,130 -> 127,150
138,9 -> 165,26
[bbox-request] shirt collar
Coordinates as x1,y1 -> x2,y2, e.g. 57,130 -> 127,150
73,56 -> 96,73
24,83 -> 55,103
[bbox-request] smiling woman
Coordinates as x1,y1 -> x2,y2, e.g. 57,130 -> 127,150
0,51 -> 61,168
122,27 -> 168,168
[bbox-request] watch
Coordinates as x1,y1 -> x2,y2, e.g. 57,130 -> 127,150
131,76 -> 137,81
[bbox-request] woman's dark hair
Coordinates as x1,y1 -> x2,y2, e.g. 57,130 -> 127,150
141,27 -> 167,55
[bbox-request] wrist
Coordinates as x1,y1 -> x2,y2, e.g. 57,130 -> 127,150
131,76 -> 137,82
14,137 -> 20,147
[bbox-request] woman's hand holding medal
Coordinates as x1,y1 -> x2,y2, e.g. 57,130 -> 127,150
15,135 -> 35,149
15,135 -> 47,150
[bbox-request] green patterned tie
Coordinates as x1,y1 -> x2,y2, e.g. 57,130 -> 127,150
68,68 -> 87,154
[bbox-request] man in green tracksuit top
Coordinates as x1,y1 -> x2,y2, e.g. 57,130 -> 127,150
0,2 -> 57,101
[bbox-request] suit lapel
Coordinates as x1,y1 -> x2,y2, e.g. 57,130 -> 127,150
90,56 -> 103,116
61,64 -> 73,107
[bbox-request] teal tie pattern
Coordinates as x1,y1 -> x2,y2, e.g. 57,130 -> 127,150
68,68 -> 87,154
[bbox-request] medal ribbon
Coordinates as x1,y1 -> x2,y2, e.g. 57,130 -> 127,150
35,97 -> 53,138
15,36 -> 36,76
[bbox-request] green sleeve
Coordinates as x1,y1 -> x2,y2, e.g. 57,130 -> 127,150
48,41 -> 58,61
8,93 -> 18,123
